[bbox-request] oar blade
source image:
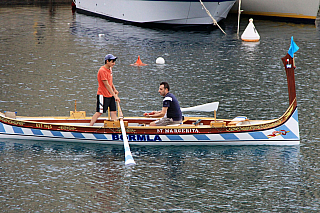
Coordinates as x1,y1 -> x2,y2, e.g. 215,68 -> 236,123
119,118 -> 136,166
124,138 -> 136,165
181,102 -> 219,112
125,156 -> 136,166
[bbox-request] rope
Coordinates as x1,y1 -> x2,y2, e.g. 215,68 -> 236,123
237,0 -> 242,36
199,0 -> 227,35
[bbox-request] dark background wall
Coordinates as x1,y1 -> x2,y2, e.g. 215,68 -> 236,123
0,0 -> 71,5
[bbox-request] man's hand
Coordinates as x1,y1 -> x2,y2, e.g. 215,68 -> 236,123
143,111 -> 156,117
114,95 -> 120,103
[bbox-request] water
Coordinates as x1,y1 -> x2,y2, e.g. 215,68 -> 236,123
1,4 -> 320,212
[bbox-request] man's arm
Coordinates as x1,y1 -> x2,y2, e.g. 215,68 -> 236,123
112,84 -> 119,95
148,107 -> 168,118
103,80 -> 120,102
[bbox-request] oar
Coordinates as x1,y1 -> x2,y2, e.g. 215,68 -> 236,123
180,102 -> 219,112
117,102 -> 136,166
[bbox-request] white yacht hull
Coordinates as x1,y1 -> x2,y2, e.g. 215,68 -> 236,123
232,0 -> 319,21
75,0 -> 236,25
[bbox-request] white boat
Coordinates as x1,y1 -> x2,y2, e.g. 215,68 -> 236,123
232,0 -> 320,22
74,0 -> 236,25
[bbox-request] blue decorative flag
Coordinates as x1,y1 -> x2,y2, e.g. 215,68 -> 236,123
288,36 -> 299,58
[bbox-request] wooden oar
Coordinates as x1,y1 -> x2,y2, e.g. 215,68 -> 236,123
180,102 -> 219,112
117,102 -> 136,166
144,102 -> 219,117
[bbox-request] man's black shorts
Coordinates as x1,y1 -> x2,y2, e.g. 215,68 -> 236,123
96,95 -> 116,113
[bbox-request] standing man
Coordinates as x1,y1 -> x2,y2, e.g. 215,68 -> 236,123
145,82 -> 182,126
90,54 -> 120,126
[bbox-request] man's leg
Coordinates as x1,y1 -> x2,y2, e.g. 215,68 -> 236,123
150,118 -> 171,126
150,121 -> 156,126
90,112 -> 102,126
110,111 -> 117,121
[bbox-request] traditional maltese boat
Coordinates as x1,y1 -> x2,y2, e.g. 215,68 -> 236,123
0,39 -> 300,146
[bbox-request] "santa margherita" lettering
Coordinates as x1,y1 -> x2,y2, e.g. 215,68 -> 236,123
156,128 -> 200,134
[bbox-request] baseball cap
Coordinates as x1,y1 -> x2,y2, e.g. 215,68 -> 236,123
105,54 -> 117,61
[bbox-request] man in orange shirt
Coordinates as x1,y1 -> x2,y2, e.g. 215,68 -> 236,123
89,54 -> 120,126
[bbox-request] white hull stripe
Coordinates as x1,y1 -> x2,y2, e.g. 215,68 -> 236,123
0,109 -> 299,142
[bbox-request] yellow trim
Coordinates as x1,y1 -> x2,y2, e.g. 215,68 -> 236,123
240,11 -> 316,20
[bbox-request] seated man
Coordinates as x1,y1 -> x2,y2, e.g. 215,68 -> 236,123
144,82 -> 182,126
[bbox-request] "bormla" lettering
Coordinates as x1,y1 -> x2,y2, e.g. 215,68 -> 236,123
112,134 -> 161,141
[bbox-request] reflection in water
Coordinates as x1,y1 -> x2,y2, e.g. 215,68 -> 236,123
0,140 -> 126,212
241,41 -> 260,57
0,137 -> 317,212
7,141 -> 299,211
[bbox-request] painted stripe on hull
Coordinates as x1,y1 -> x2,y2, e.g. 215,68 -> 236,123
0,134 -> 300,145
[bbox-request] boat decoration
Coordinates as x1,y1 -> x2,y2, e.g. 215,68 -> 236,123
0,38 -> 300,146
74,0 -> 236,25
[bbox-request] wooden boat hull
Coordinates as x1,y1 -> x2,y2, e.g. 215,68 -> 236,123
0,106 -> 299,146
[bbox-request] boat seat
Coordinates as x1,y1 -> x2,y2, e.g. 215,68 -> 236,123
5,111 -> 16,119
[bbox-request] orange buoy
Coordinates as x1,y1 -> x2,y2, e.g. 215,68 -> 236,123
241,18 -> 260,42
130,55 -> 147,66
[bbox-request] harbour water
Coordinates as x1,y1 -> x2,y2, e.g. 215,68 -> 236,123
1,5 -> 320,212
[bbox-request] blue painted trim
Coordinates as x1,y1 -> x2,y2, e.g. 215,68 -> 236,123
71,132 -> 86,139
93,133 -> 108,140
31,129 -> 43,136
167,135 -> 183,141
194,134 -> 210,140
51,131 -> 64,137
249,132 -> 269,140
13,126 -> 24,134
0,123 -> 5,133
220,133 -> 239,140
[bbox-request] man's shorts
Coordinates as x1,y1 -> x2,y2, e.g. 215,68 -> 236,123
154,117 -> 182,126
96,95 -> 116,113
